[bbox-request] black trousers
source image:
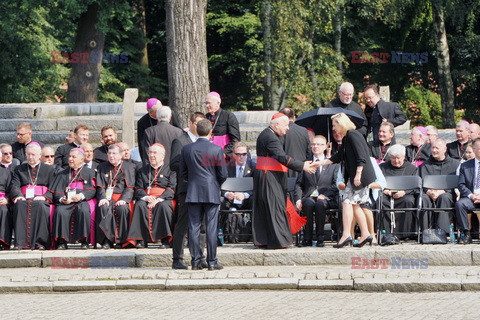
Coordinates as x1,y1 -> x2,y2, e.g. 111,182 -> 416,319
188,203 -> 219,265
455,197 -> 480,231
421,193 -> 454,233
382,194 -> 416,236
301,197 -> 336,242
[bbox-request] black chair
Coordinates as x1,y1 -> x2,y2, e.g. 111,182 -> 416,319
379,176 -> 423,243
421,174 -> 459,236
219,177 -> 254,242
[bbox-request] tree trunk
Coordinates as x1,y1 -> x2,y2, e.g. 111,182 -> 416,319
333,0 -> 343,73
132,0 -> 149,68
261,0 -> 286,110
432,0 -> 455,128
67,3 -> 105,103
165,0 -> 209,127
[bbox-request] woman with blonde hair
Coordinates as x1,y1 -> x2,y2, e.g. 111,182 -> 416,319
318,113 -> 376,247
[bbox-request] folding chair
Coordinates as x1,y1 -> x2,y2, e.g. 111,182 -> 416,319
379,176 -> 423,243
421,174 -> 459,238
219,177 -> 254,242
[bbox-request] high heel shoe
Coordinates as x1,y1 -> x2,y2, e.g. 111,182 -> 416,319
333,236 -> 353,248
353,236 -> 373,247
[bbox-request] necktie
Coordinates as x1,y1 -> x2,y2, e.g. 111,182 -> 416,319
238,166 -> 244,178
315,159 -> 321,181
476,163 -> 480,190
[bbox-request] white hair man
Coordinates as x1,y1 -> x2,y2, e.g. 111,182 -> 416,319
447,121 -> 471,161
405,126 -> 431,167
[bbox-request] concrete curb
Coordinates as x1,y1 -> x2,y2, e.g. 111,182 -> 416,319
0,278 -> 478,293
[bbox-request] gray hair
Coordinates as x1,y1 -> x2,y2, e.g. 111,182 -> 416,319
26,143 -> 41,154
157,106 -> 172,122
456,121 -> 471,131
426,125 -> 438,135
108,144 -> 122,153
389,144 -> 406,157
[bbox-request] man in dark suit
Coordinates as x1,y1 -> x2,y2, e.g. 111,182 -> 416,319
279,107 -> 312,177
364,85 -> 407,143
221,141 -> 255,243
447,121 -> 471,161
55,124 -> 89,169
170,112 -> 206,269
81,143 -> 98,171
326,82 -> 368,136
179,119 -> 228,270
295,135 -> 339,247
144,106 -> 183,166
455,138 -> 480,244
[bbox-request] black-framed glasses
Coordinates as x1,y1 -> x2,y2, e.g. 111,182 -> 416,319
203,101 -> 211,105
2,152 -> 12,155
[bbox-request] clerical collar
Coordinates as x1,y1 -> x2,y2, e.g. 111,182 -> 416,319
149,114 -> 156,120
29,161 -> 41,168
71,164 -> 83,171
1,161 -> 11,167
313,155 -> 325,162
73,141 -> 81,147
187,129 -> 198,142
382,141 -> 391,146
110,161 -> 122,168
151,163 -> 163,170
198,137 -> 209,141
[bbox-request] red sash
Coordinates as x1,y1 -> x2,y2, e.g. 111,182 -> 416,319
256,157 -> 288,172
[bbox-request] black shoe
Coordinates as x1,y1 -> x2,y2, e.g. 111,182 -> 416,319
12,246 -> 21,250
136,241 -> 146,249
333,236 -> 353,248
301,240 -> 312,247
463,232 -> 472,244
191,262 -> 204,270
80,242 -> 89,250
316,241 -> 325,247
100,241 -> 113,249
172,260 -> 188,270
208,263 -> 224,271
353,236 -> 373,248
200,259 -> 208,269
56,243 -> 67,250
36,245 -> 46,250
114,243 -> 123,249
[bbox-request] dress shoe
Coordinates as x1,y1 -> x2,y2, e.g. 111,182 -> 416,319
462,232 -> 472,244
316,241 -> 325,247
100,241 -> 113,249
136,241 -> 146,249
36,245 -> 46,250
172,260 -> 188,270
200,259 -> 209,269
353,236 -> 373,247
208,263 -> 224,271
80,242 -> 89,250
56,243 -> 67,250
301,240 -> 312,247
333,236 -> 353,248
191,262 -> 204,270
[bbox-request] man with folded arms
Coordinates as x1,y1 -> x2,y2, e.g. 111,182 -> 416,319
126,143 -> 176,249
95,144 -> 135,249
10,142 -> 55,250
51,148 -> 96,249
55,124 -> 89,169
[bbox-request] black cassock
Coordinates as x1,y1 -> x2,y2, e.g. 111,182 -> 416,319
50,166 -> 96,244
93,145 -> 109,164
0,167 -> 12,249
253,127 -> 303,249
10,162 -> 54,249
95,161 -> 135,245
126,164 -> 176,246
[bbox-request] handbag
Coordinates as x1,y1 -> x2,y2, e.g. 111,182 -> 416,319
421,228 -> 447,244
379,233 -> 399,246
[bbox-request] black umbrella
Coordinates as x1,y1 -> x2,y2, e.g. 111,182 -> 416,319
295,107 -> 364,141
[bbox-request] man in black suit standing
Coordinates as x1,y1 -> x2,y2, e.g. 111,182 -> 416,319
221,141 -> 255,243
455,138 -> 480,244
364,85 -> 407,143
295,135 -> 339,247
179,119 -> 227,270
144,106 -> 183,166
170,112 -> 206,269
279,107 -> 312,178
326,82 -> 368,136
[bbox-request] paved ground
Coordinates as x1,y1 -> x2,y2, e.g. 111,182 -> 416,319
0,290 -> 478,319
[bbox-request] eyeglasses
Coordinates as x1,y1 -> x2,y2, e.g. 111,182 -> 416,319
43,155 -> 55,159
2,152 -> 12,155
203,101 -> 211,105
339,91 -> 353,97
17,132 -> 29,136
234,153 -> 248,157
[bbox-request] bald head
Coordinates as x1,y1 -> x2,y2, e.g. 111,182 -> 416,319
470,123 -> 480,140
431,138 -> 447,161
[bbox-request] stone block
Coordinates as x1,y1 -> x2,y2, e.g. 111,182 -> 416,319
374,247 -> 472,266
217,251 -> 264,266
0,282 -> 52,293
136,251 -> 178,268
56,117 -> 123,131
461,279 -> 480,291
298,280 -> 353,290
115,280 -> 166,290
65,104 -> 91,116
90,103 -> 123,115
0,253 -> 42,268
263,248 -> 375,266
35,104 -> 67,118
165,278 -> 298,290
53,281 -> 116,292
0,105 -> 35,119
354,278 -> 461,292
0,119 -> 57,132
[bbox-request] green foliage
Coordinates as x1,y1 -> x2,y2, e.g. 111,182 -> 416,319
401,85 -> 442,128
